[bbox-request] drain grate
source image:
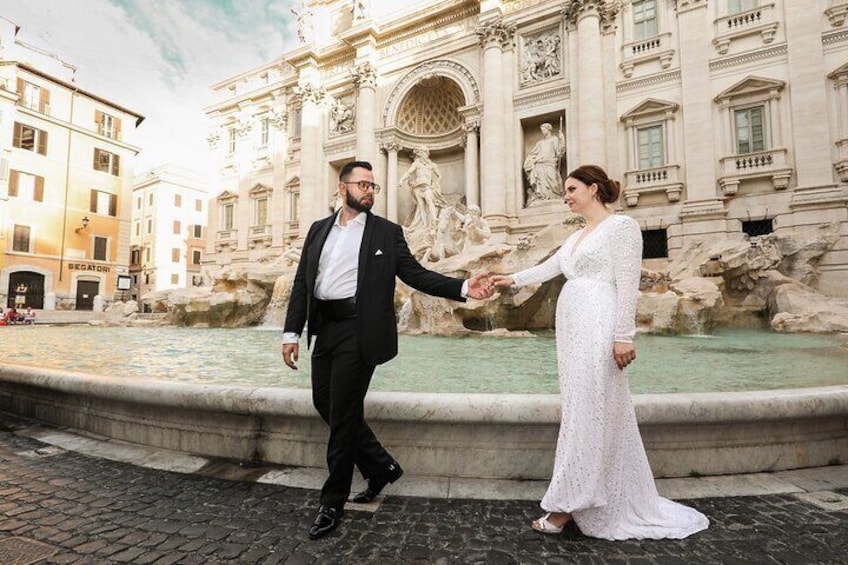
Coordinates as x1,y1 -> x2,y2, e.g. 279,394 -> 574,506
794,490 -> 848,511
0,537 -> 58,565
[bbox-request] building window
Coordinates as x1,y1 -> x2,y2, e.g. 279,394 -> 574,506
136,196 -> 142,210
147,218 -> 153,234
637,125 -> 664,169
292,108 -> 302,139
144,272 -> 150,284
93,148 -> 120,176
260,118 -> 270,146
171,274 -> 180,285
192,275 -> 203,286
131,248 -> 140,265
8,170 -> 44,202
17,80 -> 50,113
729,0 -> 757,14
90,189 -> 117,216
173,220 -> 181,235
195,199 -> 203,212
148,193 -> 154,206
228,128 -> 237,154
193,225 -> 203,238
255,197 -> 268,226
192,250 -> 202,265
734,106 -> 765,154
134,221 -> 140,236
172,248 -> 181,262
12,225 -> 31,253
223,203 -> 234,230
642,229 -> 668,259
145,247 -> 151,262
13,122 -> 48,155
290,192 -> 300,222
93,236 -> 108,261
96,110 -> 120,139
633,0 -> 658,40
175,193 -> 182,207
742,219 -> 773,238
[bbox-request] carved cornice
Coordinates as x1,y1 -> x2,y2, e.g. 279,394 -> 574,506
709,44 -> 787,71
351,62 -> 378,89
823,28 -> 848,46
513,83 -> 571,111
616,70 -> 681,93
293,82 -> 326,106
674,0 -> 708,13
476,19 -> 515,49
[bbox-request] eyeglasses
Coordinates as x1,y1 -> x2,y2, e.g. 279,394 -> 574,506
342,181 -> 381,193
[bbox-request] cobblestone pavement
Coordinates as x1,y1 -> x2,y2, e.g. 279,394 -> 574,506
1,426 -> 847,564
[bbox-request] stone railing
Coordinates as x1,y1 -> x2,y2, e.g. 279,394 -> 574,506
217,229 -> 237,242
623,164 -> 684,207
718,147 -> 792,194
713,3 -> 778,54
248,225 -> 272,249
620,32 -> 674,78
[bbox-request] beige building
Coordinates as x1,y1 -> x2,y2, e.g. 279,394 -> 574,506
130,165 -> 209,309
0,17 -> 144,310
204,0 -> 848,296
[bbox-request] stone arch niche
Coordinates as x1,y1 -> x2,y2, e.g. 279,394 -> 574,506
380,60 -> 482,225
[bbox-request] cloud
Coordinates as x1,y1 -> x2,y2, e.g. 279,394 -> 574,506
0,0 -> 292,176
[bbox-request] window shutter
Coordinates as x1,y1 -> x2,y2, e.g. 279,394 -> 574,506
34,175 -> 44,202
16,78 -> 24,96
109,193 -> 117,216
8,169 -> 19,197
90,189 -> 98,213
95,110 -> 102,127
112,154 -> 120,176
37,129 -> 47,155
39,88 -> 50,113
115,117 -> 122,140
12,122 -> 22,148
93,148 -> 100,170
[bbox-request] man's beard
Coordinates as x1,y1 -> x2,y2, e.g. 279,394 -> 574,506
346,190 -> 373,213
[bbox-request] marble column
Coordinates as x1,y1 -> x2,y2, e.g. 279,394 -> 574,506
501,31 -> 517,216
296,82 -> 325,238
477,20 -> 510,222
462,120 -> 480,208
352,62 -> 378,164
568,1 -> 606,166
382,141 -> 400,223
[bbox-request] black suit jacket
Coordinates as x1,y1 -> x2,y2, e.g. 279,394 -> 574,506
283,211 -> 465,366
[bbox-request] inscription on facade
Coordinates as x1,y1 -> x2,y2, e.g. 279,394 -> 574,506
379,18 -> 477,56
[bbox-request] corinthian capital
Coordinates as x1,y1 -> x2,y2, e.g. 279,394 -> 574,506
268,109 -> 287,129
293,82 -> 326,105
563,0 -> 619,29
476,19 -> 515,49
351,62 -> 378,89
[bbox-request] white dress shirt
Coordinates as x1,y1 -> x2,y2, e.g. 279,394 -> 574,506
283,211 -> 470,344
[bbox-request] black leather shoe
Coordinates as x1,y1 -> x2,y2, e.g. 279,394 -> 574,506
308,505 -> 343,540
352,462 -> 404,503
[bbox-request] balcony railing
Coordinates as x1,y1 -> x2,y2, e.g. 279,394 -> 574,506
713,3 -> 778,54
622,164 -> 684,207
249,225 -> 271,237
217,229 -> 237,241
620,32 -> 674,78
718,147 -> 792,194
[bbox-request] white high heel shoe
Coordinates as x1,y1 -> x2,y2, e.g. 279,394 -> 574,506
531,513 -> 570,534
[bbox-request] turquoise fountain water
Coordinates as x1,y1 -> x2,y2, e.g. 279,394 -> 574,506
2,326 -> 846,394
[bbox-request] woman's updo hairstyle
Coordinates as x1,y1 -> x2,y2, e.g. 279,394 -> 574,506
567,164 -> 621,204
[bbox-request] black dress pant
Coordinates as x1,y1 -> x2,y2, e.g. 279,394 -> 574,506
311,318 -> 395,508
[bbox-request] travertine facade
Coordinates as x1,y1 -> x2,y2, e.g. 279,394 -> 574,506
130,165 -> 209,310
205,0 -> 848,296
0,17 -> 144,310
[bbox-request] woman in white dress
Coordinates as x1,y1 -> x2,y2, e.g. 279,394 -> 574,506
491,165 -> 709,540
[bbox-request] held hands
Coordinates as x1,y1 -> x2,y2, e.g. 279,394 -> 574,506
466,272 -> 495,300
282,343 -> 299,371
613,341 -> 636,370
490,275 -> 514,288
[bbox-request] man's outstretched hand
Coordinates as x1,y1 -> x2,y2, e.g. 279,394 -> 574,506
466,272 -> 494,300
282,343 -> 299,370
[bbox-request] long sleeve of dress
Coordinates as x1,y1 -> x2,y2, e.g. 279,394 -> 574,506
610,217 -> 643,343
512,247 -> 565,287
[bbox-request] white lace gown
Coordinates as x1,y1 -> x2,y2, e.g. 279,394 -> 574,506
512,214 -> 709,540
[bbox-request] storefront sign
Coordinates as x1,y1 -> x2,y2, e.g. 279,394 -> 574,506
68,263 -> 111,273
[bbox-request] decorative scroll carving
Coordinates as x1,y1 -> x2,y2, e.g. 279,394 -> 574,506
293,83 -> 326,106
206,131 -> 221,148
268,109 -> 287,129
520,29 -> 562,85
234,118 -> 253,138
352,62 -> 378,89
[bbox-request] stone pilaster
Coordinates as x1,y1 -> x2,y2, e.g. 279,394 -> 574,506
501,29 -> 518,217
462,120 -> 480,209
294,82 -> 326,237
381,140 -> 401,223
352,62 -> 378,164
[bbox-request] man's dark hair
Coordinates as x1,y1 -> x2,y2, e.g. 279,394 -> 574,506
339,160 -> 372,182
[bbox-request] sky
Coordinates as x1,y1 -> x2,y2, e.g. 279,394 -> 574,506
0,0 -> 298,177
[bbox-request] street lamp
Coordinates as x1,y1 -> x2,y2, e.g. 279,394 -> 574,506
75,216 -> 90,233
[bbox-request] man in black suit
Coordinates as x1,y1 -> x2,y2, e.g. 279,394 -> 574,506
282,160 -> 492,539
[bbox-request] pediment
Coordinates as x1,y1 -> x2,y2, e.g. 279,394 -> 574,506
715,76 -> 785,102
620,98 -> 679,122
249,183 -> 272,196
828,61 -> 848,79
285,176 -> 300,188
216,189 -> 238,203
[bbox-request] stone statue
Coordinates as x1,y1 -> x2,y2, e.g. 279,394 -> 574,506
400,146 -> 448,229
523,122 -> 566,205
329,98 -> 354,134
520,31 -> 561,85
428,207 -> 465,262
282,241 -> 303,266
352,0 -> 370,23
460,205 -> 491,251
291,4 -> 314,44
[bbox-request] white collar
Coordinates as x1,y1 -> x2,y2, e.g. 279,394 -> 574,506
334,210 -> 367,228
